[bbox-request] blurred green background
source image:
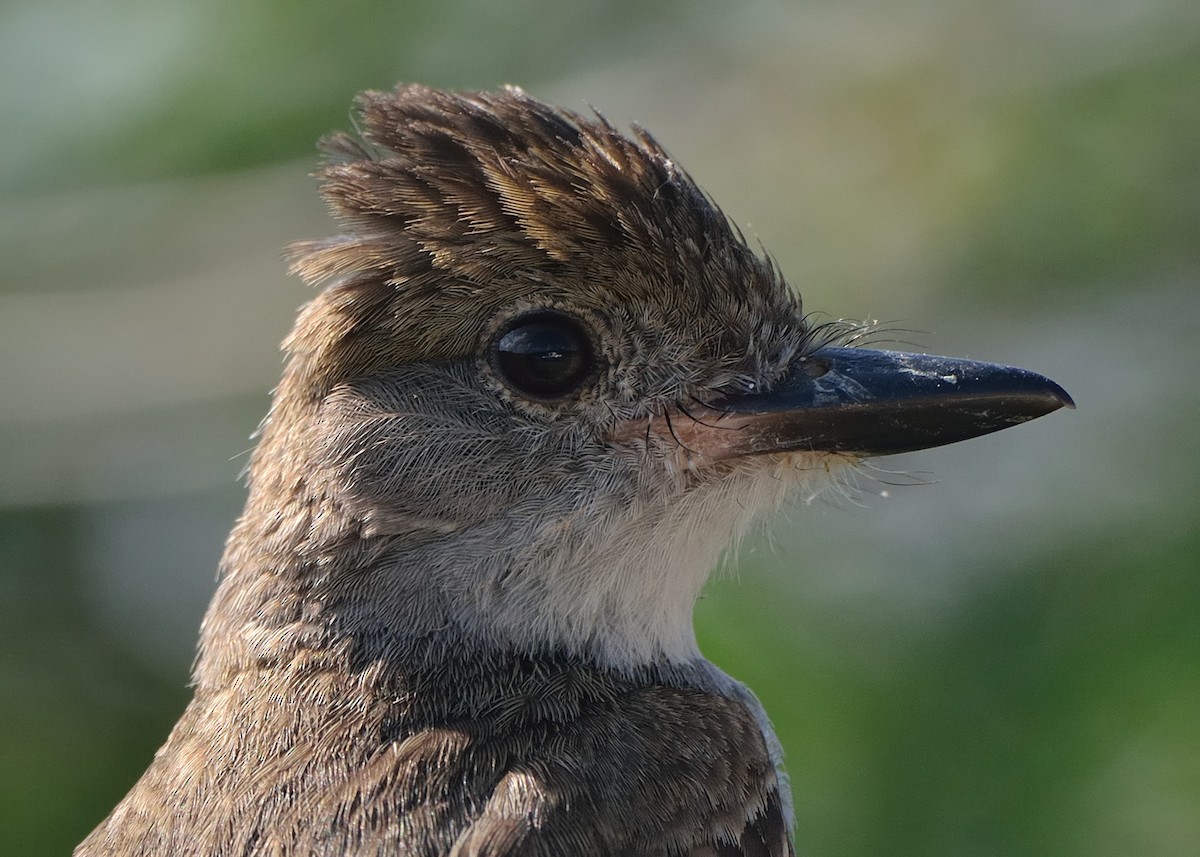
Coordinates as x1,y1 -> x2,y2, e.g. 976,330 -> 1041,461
3,1 -> 1197,854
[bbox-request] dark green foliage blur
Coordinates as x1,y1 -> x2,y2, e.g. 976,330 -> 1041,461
3,2 -> 1196,855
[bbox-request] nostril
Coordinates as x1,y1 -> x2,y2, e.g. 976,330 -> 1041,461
800,357 -> 832,379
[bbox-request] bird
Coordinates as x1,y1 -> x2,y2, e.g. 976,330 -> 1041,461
77,83 -> 1073,856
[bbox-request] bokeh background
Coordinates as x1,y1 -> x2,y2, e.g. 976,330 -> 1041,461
3,1 -> 1198,854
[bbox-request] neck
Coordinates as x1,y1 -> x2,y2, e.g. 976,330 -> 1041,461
197,461 -> 810,690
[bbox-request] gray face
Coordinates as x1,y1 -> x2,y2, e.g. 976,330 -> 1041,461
205,84 -> 1068,678
205,85 -> 823,671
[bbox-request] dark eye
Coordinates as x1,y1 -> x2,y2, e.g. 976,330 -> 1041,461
492,311 -> 594,399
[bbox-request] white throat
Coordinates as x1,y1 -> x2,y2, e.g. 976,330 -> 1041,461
457,452 -> 840,671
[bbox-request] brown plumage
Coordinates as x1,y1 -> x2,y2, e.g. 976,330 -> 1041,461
78,84 -> 1071,856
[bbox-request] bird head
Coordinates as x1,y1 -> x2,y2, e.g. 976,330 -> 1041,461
203,84 -> 1071,679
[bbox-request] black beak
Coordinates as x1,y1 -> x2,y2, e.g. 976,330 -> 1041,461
714,346 -> 1075,457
